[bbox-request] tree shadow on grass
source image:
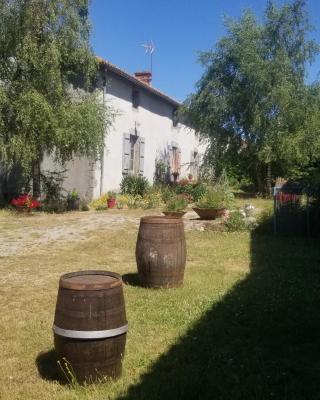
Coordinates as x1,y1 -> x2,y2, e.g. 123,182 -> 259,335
118,225 -> 320,399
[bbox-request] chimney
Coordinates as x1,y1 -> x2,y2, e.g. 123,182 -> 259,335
134,71 -> 152,86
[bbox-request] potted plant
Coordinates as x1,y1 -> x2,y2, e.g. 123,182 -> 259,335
193,185 -> 234,220
67,189 -> 80,211
107,191 -> 117,208
163,194 -> 189,218
10,193 -> 41,213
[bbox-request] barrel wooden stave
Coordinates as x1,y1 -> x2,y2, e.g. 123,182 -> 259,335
136,216 -> 186,288
54,334 -> 126,382
54,286 -> 126,331
53,271 -> 127,383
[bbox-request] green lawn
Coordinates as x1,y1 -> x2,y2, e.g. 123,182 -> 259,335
1,202 -> 319,399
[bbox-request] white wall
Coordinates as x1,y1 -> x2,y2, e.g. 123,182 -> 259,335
41,73 -> 206,199
41,154 -> 98,200
101,73 -> 205,193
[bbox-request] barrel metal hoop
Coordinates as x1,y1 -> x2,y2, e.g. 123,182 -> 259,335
53,323 -> 128,339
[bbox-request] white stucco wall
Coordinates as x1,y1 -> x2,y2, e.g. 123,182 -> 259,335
41,71 -> 206,199
101,73 -> 205,194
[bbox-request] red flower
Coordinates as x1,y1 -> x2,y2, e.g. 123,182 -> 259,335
11,193 -> 41,209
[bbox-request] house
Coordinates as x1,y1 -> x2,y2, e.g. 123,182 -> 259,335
41,58 -> 206,199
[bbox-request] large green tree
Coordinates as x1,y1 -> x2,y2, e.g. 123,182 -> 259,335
183,0 -> 320,194
0,0 -> 110,195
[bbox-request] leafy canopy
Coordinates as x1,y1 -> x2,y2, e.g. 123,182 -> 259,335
0,0 -> 110,173
183,0 -> 320,191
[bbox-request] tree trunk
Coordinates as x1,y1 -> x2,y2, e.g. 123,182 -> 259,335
254,162 -> 264,195
266,163 -> 272,198
32,160 -> 41,199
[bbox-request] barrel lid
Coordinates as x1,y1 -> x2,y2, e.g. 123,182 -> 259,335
140,216 -> 183,224
59,270 -> 122,290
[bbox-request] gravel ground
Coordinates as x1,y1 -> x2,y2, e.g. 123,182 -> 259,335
0,209 -> 225,258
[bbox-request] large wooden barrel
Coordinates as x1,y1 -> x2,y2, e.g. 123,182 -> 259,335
53,271 -> 127,383
136,216 -> 186,288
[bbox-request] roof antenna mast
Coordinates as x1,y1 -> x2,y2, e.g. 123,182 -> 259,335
141,40 -> 155,76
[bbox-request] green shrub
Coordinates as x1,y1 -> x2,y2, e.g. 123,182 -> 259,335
120,176 -> 150,196
42,199 -> 67,213
196,185 -> 234,209
160,186 -> 176,203
140,189 -> 163,209
95,204 -> 108,211
90,194 -> 108,210
225,210 -> 248,232
164,194 -> 189,212
175,181 -> 206,202
126,194 -> 142,209
80,198 -> 90,211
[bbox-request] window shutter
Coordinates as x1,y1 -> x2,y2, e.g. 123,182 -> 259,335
122,133 -> 130,175
177,147 -> 182,175
139,137 -> 145,176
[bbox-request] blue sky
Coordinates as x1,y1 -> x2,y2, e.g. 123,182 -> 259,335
89,0 -> 320,102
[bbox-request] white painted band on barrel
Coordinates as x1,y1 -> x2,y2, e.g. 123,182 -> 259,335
52,323 -> 128,339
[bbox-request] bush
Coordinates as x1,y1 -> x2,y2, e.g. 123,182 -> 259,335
90,194 -> 108,211
120,176 -> 150,197
126,194 -> 142,209
160,186 -> 176,203
41,170 -> 67,213
196,185 -> 234,209
140,189 -> 163,209
225,210 -> 248,232
174,181 -> 206,202
164,194 -> 189,212
42,199 -> 67,213
80,198 -> 90,211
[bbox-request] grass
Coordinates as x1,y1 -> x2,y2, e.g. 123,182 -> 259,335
1,199 -> 319,399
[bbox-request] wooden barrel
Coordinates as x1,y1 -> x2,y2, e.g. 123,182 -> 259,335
53,270 -> 127,383
136,216 -> 186,288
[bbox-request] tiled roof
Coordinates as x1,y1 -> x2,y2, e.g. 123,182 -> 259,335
97,57 -> 181,108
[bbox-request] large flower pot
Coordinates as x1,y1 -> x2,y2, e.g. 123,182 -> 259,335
162,211 -> 186,218
193,207 -> 226,220
107,198 -> 116,209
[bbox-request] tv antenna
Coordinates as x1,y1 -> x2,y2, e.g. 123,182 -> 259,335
141,40 -> 155,75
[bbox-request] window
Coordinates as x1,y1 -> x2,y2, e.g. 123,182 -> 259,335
122,133 -> 145,176
168,142 -> 181,182
129,135 -> 140,175
190,149 -> 199,180
132,89 -> 140,108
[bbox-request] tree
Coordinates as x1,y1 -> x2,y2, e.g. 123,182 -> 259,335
183,0 -> 320,195
0,0 -> 110,196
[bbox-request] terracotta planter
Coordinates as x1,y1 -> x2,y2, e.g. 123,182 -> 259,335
107,198 -> 116,209
162,211 -> 186,218
193,207 -> 226,220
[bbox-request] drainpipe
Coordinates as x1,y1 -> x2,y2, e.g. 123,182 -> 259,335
100,73 -> 107,196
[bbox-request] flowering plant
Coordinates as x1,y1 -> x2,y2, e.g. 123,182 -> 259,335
164,194 -> 189,212
11,193 -> 41,210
